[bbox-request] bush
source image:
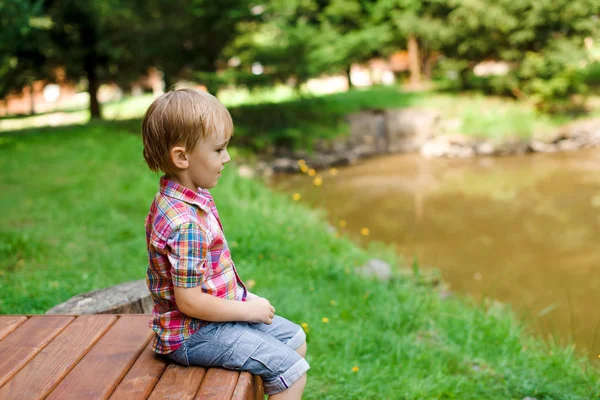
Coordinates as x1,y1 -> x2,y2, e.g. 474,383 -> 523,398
433,38 -> 593,114
516,39 -> 589,113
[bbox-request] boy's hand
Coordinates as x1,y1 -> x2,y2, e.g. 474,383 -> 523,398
245,297 -> 276,324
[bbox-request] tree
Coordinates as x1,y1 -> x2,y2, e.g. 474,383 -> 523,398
317,0 -> 391,88
222,0 -> 329,90
137,0 -> 254,94
371,0 -> 457,86
44,0 -> 142,119
225,0 -> 389,91
0,0 -> 51,113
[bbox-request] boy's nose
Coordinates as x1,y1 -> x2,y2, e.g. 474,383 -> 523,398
223,149 -> 231,164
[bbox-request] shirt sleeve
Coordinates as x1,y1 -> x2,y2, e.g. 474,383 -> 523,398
166,222 -> 208,288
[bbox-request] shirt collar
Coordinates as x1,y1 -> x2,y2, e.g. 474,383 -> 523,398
159,176 -> 213,213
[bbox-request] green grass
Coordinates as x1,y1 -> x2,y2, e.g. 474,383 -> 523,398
1,122 -> 599,398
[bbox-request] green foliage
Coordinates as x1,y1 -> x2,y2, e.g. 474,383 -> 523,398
0,0 -> 49,99
1,123 -> 599,397
583,61 -> 600,89
138,0 -> 254,92
516,39 -> 589,113
223,0 -> 390,89
439,36 -> 598,113
3,0 -> 600,116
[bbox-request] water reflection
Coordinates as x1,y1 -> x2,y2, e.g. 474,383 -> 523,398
274,149 -> 600,357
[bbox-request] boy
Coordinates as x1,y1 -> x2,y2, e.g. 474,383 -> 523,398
142,89 -> 309,399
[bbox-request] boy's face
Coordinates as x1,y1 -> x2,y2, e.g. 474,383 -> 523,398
185,129 -> 231,190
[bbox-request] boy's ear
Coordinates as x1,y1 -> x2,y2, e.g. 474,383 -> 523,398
170,146 -> 189,169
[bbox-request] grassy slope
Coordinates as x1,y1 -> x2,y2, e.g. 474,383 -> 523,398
1,122 -> 598,398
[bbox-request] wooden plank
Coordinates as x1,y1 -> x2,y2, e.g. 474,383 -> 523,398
0,316 -> 27,341
0,315 -> 116,400
149,363 -> 206,400
231,371 -> 254,400
109,341 -> 169,400
253,375 -> 264,400
46,315 -> 152,400
195,368 -> 239,400
0,315 -> 74,388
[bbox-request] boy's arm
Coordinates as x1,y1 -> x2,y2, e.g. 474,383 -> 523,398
168,222 -> 275,324
174,286 -> 275,324
246,291 -> 261,301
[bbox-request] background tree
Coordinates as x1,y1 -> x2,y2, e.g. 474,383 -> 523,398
138,0 -> 254,94
0,0 -> 51,113
317,0 -> 391,88
372,0 -> 457,86
44,0 -> 143,119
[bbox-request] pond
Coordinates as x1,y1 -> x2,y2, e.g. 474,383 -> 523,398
274,148 -> 600,358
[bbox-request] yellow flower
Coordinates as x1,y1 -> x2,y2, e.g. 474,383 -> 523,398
321,317 -> 330,323
301,322 -> 309,333
246,279 -> 256,289
330,299 -> 336,306
313,176 -> 323,186
339,220 -> 347,228
297,159 -> 306,166
292,193 -> 301,201
300,164 -> 309,173
308,169 -> 316,177
352,366 -> 359,372
329,168 -> 338,175
361,227 -> 369,236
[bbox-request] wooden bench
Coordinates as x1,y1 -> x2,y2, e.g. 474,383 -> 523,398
0,315 -> 263,399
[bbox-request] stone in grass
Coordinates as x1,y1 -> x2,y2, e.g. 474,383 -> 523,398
355,259 -> 393,281
46,279 -> 152,314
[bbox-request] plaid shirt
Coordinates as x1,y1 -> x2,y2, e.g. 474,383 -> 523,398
145,177 -> 247,354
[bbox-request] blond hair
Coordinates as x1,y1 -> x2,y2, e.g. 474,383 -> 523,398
142,88 -> 233,174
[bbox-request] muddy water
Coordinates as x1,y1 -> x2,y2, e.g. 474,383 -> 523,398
274,149 -> 600,357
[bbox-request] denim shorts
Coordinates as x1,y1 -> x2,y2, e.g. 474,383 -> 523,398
167,315 -> 309,395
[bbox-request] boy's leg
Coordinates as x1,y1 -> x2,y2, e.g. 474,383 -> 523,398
251,315 -> 306,352
270,371 -> 307,400
168,321 -> 309,396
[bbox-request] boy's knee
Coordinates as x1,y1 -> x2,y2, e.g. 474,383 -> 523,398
296,341 -> 307,358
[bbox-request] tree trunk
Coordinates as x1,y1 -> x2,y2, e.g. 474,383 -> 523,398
80,20 -> 102,119
29,83 -> 35,116
346,64 -> 353,89
163,71 -> 176,92
86,63 -> 102,119
204,73 -> 219,96
408,34 -> 421,86
421,47 -> 432,80
459,67 -> 470,90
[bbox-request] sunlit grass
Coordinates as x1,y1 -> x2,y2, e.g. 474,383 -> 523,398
1,123 -> 599,398
1,85 -> 598,148
411,93 -> 561,142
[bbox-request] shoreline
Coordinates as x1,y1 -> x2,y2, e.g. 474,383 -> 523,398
265,116 -> 600,174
